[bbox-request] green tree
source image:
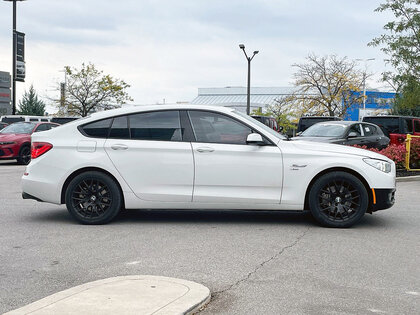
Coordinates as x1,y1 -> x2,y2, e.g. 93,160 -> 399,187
369,0 -> 420,88
57,63 -> 132,117
17,85 -> 46,116
393,78 -> 420,116
369,0 -> 420,115
292,54 -> 365,117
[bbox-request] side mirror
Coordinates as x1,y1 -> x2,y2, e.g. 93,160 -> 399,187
348,132 -> 358,138
246,133 -> 265,145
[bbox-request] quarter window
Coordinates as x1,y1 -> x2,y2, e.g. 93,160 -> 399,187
188,111 -> 252,145
129,111 -> 182,141
81,118 -> 112,138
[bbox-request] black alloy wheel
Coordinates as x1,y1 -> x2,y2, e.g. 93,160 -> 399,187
65,171 -> 122,224
309,171 -> 368,228
17,145 -> 31,165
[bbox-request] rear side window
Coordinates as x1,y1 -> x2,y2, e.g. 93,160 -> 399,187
362,124 -> 376,136
129,111 -> 182,141
81,118 -> 112,138
109,116 -> 129,139
30,118 -> 38,122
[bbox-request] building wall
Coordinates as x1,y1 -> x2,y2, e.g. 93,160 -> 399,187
344,90 -> 396,121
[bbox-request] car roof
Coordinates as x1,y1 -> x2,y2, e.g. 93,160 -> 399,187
86,104 -> 236,120
313,121 -> 379,127
363,115 -> 418,119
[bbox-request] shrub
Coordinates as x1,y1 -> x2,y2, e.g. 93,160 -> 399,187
353,139 -> 420,169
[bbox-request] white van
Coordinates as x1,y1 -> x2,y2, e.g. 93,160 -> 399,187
0,115 -> 51,124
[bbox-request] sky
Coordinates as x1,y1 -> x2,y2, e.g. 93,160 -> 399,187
0,0 -> 395,114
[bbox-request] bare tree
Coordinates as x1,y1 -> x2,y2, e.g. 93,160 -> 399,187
292,54 -> 366,117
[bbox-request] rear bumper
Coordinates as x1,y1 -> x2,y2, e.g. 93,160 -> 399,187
372,188 -> 396,211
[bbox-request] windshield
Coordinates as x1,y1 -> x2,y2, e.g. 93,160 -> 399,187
301,123 -> 347,137
234,110 -> 286,140
0,123 -> 36,134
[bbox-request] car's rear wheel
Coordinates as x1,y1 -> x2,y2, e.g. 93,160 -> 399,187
65,171 -> 121,224
17,145 -> 31,165
308,171 -> 368,228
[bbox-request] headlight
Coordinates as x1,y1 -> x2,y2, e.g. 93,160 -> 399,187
363,158 -> 392,173
0,141 -> 15,145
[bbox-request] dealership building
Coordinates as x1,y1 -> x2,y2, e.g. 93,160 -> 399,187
191,86 -> 396,121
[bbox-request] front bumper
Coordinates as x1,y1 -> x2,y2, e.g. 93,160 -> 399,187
372,188 -> 396,211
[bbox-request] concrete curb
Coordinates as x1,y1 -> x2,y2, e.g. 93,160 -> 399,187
4,275 -> 211,315
396,175 -> 420,182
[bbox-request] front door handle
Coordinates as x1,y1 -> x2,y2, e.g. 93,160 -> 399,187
111,144 -> 128,150
196,147 -> 214,153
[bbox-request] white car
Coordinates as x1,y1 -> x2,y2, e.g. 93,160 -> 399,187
22,105 -> 396,227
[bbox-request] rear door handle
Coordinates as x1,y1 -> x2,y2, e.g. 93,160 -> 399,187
196,147 -> 214,153
111,144 -> 128,150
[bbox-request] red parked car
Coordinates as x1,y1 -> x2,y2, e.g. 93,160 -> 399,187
362,115 -> 420,145
0,122 -> 59,165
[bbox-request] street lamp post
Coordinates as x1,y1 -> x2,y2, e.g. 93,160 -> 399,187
239,44 -> 259,115
356,58 -> 375,111
4,0 -> 26,115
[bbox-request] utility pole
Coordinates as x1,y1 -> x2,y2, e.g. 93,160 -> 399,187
356,58 -> 375,111
239,44 -> 259,115
4,0 -> 26,115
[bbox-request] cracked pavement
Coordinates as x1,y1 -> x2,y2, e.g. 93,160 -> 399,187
1,162 -> 420,314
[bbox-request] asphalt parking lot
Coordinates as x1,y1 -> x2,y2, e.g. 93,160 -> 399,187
0,160 -> 419,315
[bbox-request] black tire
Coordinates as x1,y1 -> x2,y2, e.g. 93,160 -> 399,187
308,171 -> 368,228
17,145 -> 31,165
65,171 -> 122,224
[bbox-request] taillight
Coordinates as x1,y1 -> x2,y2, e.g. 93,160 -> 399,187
31,142 -> 53,159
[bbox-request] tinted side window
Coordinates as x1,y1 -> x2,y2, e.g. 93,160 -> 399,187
348,124 -> 362,137
362,124 -> 375,136
129,111 -> 182,141
81,118 -> 112,138
30,118 -> 38,122
109,116 -> 129,139
415,120 -> 420,132
188,111 -> 252,145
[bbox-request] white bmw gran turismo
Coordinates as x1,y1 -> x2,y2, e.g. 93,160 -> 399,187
22,105 -> 396,227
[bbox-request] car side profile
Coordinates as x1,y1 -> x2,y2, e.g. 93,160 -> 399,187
22,105 -> 396,228
0,121 -> 59,165
292,121 -> 390,149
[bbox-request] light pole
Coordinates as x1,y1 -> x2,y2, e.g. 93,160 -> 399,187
356,58 -> 375,111
4,0 -> 26,115
239,44 -> 258,115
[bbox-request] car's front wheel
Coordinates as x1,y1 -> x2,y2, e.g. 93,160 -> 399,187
308,171 -> 368,228
65,171 -> 122,224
